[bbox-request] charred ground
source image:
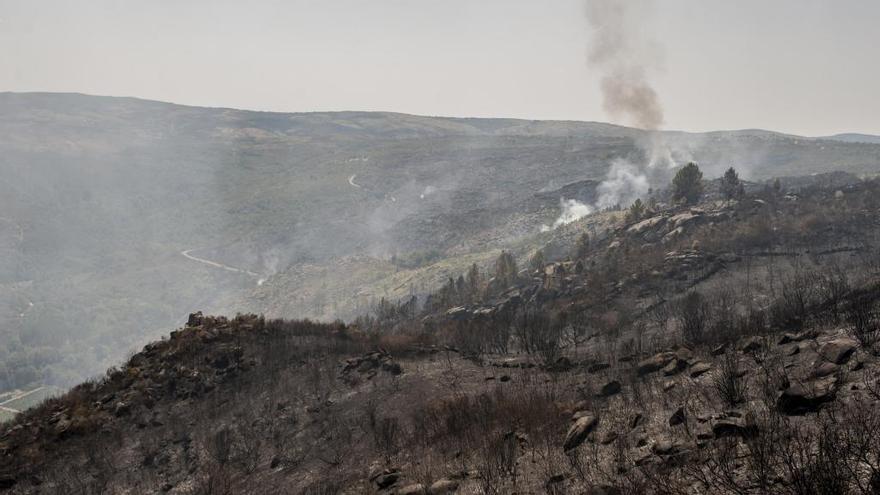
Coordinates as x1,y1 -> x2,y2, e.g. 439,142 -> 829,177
3,176 -> 880,494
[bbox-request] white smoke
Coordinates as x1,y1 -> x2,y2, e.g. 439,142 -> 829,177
541,198 -> 594,232
585,0 -> 676,209
596,159 -> 651,209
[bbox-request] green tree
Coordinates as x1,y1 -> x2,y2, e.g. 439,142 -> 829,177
721,167 -> 741,200
672,162 -> 704,205
625,198 -> 646,223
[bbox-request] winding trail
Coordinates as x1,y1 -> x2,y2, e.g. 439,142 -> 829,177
181,248 -> 261,278
0,386 -> 46,413
348,174 -> 362,189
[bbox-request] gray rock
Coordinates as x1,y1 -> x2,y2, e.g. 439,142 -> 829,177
637,352 -> 675,376
598,380 -> 622,397
777,376 -> 839,415
741,337 -> 763,353
397,483 -> 425,495
563,413 -> 599,451
810,361 -> 839,379
712,417 -> 758,438
689,361 -> 712,377
427,479 -> 458,494
819,338 -> 858,365
669,406 -> 686,426
662,358 -> 687,376
376,472 -> 401,489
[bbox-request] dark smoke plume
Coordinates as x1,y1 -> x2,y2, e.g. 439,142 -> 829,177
585,0 -> 664,130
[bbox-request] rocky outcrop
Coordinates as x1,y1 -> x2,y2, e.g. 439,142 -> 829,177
341,350 -> 403,378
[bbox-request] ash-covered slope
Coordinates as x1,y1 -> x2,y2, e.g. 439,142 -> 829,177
3,91 -> 880,395
3,179 -> 880,494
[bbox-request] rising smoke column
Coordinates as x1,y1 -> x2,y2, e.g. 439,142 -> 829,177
585,0 -> 665,131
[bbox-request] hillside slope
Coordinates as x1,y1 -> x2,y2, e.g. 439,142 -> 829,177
3,179 -> 880,493
2,92 -> 880,393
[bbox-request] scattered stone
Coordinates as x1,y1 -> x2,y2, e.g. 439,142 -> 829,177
586,485 -> 622,495
662,381 -> 676,392
819,338 -> 858,365
588,362 -> 611,373
712,418 -> 758,439
810,361 -> 839,379
711,344 -> 727,356
630,413 -> 644,429
637,352 -> 675,376
777,376 -> 839,415
599,431 -> 619,445
397,483 -> 425,495
669,406 -> 686,426
114,401 -> 131,417
652,439 -> 680,456
546,473 -> 566,485
375,471 -> 401,489
689,361 -> 712,377
563,413 -> 599,451
741,337 -> 763,353
598,380 -> 622,397
548,356 -> 574,372
662,358 -> 687,376
427,479 -> 459,494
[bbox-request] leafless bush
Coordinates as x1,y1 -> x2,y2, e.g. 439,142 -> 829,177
675,291 -> 711,346
845,291 -> 879,349
712,351 -> 745,407
514,308 -> 565,365
476,432 -> 518,494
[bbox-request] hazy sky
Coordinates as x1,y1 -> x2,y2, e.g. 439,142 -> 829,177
2,0 -> 878,136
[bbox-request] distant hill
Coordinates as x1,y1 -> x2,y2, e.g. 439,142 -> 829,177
820,133 -> 880,144
1,91 -> 880,392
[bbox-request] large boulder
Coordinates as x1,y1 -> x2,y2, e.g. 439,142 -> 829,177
712,417 -> 758,439
777,376 -> 839,415
563,413 -> 599,451
637,352 -> 675,376
819,338 -> 858,365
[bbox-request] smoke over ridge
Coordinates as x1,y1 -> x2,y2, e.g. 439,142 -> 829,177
585,0 -> 664,131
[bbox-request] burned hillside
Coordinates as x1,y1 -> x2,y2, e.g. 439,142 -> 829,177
3,176 -> 880,494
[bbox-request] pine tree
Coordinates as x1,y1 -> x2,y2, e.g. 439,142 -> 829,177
721,167 -> 741,200
625,198 -> 646,223
494,251 -> 518,288
672,162 -> 704,205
